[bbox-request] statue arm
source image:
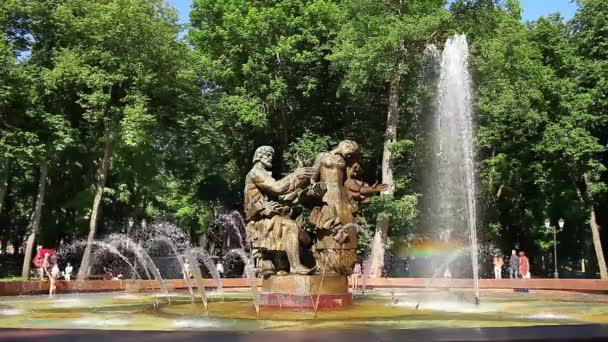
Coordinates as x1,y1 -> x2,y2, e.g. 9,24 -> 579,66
358,183 -> 380,196
311,153 -> 325,181
346,179 -> 387,204
252,174 -> 293,195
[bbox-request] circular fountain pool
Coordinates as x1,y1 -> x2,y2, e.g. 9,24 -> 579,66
0,290 -> 607,331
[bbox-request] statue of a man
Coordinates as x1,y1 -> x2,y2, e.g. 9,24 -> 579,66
345,162 -> 387,207
244,146 -> 316,276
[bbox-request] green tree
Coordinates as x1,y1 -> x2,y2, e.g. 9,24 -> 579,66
564,0 -> 608,278
189,0 -> 340,169
329,0 -> 447,275
24,0 -> 188,279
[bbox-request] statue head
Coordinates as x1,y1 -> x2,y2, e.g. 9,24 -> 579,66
347,162 -> 363,180
253,146 -> 274,169
334,140 -> 360,160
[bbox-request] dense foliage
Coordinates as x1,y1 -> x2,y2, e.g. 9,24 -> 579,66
0,0 -> 606,278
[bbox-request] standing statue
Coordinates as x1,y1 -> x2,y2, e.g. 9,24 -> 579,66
310,141 -> 363,275
244,146 -> 316,276
309,141 -> 387,275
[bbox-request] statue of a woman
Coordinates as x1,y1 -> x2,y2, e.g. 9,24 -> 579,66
309,140 -> 361,275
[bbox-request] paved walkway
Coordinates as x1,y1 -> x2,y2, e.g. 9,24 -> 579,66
1,325 -> 608,342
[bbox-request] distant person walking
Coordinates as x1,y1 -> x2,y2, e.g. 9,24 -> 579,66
183,258 -> 192,279
42,252 -> 50,277
216,260 -> 224,278
519,251 -> 530,279
497,257 -> 504,278
43,253 -> 57,297
509,249 -> 520,279
351,262 -> 361,291
64,262 -> 73,281
493,256 -> 503,279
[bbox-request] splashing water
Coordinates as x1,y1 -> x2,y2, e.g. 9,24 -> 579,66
148,237 -> 195,303
106,235 -> 172,304
58,240 -> 142,280
214,210 -> 248,250
430,34 -> 480,301
185,249 -> 208,314
414,34 -> 479,302
230,249 -> 260,318
190,247 -> 223,296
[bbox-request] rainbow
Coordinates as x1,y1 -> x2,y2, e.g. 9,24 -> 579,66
394,240 -> 465,258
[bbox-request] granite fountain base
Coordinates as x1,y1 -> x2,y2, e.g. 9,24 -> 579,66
259,274 -> 352,309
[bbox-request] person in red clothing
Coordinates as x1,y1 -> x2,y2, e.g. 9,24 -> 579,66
519,251 -> 530,279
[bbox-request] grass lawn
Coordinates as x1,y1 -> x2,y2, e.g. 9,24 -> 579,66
0,277 -> 22,282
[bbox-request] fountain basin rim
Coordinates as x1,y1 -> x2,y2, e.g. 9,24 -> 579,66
0,278 -> 607,296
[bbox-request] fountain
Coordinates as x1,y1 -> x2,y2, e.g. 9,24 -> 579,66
243,141 -> 385,310
58,241 -> 142,280
189,247 -> 223,295
148,237 -> 195,302
115,237 -> 172,304
417,34 -> 480,302
185,249 -> 208,314
2,35 -> 608,342
230,248 -> 260,317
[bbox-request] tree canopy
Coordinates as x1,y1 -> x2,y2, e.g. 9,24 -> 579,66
0,0 -> 606,279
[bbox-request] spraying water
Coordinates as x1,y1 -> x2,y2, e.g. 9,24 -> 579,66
107,235 -> 172,303
418,34 -> 480,303
149,237 -> 195,303
58,241 -> 142,280
185,249 -> 209,314
414,245 -> 471,310
230,249 -> 260,318
89,241 -> 142,279
190,247 -> 223,296
226,210 -> 248,249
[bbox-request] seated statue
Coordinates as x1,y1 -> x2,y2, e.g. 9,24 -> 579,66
244,146 -> 316,276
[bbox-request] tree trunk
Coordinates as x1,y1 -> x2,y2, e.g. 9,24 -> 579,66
21,161 -> 49,280
369,38 -> 406,278
589,208 -> 607,279
78,125 -> 113,280
574,176 -> 607,280
0,164 -> 8,217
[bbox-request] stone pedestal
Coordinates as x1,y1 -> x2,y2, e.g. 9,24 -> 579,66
259,274 -> 352,309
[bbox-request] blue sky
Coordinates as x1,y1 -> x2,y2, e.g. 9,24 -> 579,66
518,0 -> 577,21
167,0 -> 579,24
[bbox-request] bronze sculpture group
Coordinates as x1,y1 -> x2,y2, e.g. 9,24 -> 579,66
245,141 -> 386,277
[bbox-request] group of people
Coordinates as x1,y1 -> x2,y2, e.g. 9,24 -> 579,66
493,249 -> 530,279
35,246 -> 74,282
38,251 -> 73,297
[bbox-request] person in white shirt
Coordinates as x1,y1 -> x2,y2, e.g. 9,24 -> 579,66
51,263 -> 60,278
64,262 -> 73,281
45,255 -> 59,297
183,258 -> 192,279
216,260 -> 224,278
